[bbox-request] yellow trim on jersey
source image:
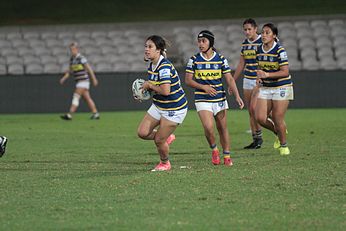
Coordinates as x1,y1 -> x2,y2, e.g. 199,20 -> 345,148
211,83 -> 223,87
279,62 -> 289,66
195,90 -> 225,95
241,43 -> 261,47
278,76 -> 291,81
171,80 -> 180,87
195,97 -> 226,102
246,63 -> 258,66
155,101 -> 188,111
244,75 -> 257,79
148,70 -> 158,75
195,61 -> 223,65
170,87 -> 183,95
158,63 -> 172,69
153,94 -> 186,103
186,69 -> 194,74
244,68 -> 257,73
257,53 -> 277,57
149,80 -> 160,85
195,70 -> 222,80
278,48 -> 285,52
222,70 -> 231,74
71,64 -> 84,71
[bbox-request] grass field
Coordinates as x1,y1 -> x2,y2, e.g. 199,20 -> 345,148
0,109 -> 345,230
1,0 -> 346,25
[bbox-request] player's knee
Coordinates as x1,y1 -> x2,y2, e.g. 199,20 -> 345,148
137,128 -> 149,139
154,135 -> 165,145
72,93 -> 81,107
137,130 -> 146,139
256,114 -> 267,125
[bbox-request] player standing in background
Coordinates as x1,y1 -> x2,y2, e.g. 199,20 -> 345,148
137,35 -> 188,172
233,18 -> 264,149
60,42 -> 100,120
185,30 -> 244,166
255,23 -> 293,155
0,136 -> 8,157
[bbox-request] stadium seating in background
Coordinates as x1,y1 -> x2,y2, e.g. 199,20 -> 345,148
0,17 -> 345,74
174,18 -> 346,71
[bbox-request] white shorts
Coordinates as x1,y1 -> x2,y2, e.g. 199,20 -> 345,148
243,78 -> 257,90
195,100 -> 229,116
76,80 -> 90,90
258,86 -> 294,100
147,104 -> 187,124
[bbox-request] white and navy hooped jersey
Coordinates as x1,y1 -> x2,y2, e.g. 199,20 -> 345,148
70,53 -> 89,82
148,56 -> 188,111
240,35 -> 262,80
256,42 -> 292,88
186,52 -> 231,103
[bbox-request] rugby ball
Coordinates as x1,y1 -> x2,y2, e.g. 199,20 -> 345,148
132,78 -> 151,101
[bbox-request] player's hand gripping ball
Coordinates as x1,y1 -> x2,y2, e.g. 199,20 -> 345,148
132,78 -> 151,101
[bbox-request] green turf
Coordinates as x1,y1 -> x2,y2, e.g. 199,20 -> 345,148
0,0 -> 345,25
0,109 -> 345,230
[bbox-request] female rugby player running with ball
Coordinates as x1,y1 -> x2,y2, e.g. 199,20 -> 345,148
137,35 -> 188,171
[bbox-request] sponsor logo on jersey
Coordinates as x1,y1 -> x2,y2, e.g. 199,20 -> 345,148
195,70 -> 222,79
243,50 -> 256,57
159,68 -> 170,78
259,61 -> 279,70
280,52 -> 288,61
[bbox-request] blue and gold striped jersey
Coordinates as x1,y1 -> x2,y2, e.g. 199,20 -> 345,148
256,42 -> 292,88
186,52 -> 231,103
148,56 -> 188,111
70,53 -> 89,82
240,35 -> 262,79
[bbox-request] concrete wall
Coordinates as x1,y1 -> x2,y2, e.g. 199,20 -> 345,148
0,70 -> 345,114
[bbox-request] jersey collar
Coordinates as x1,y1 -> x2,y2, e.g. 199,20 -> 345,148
151,55 -> 164,71
261,41 -> 277,53
200,51 -> 216,61
247,34 -> 261,44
